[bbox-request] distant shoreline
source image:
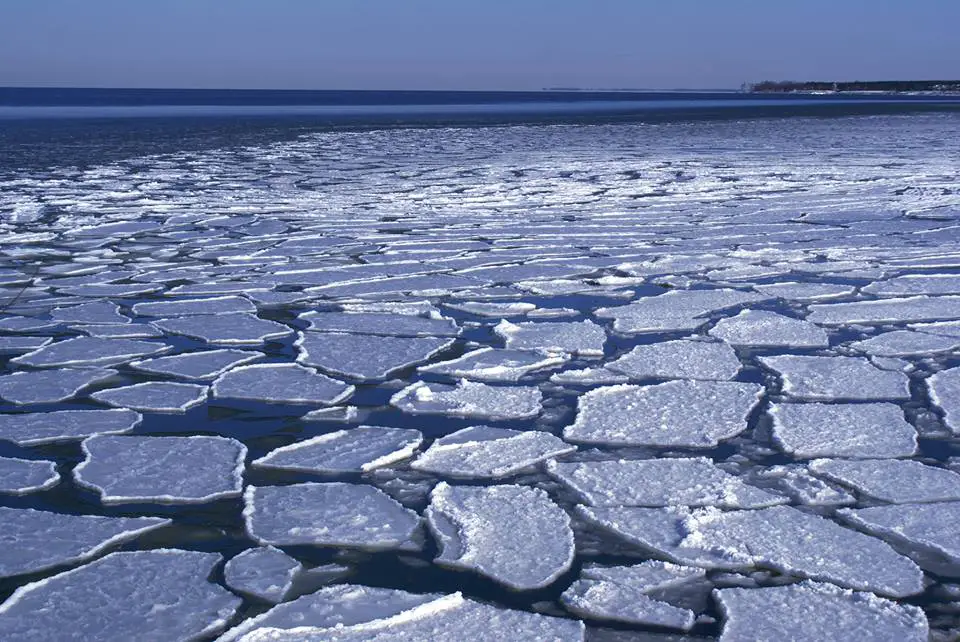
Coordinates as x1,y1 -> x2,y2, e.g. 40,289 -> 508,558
746,80 -> 960,95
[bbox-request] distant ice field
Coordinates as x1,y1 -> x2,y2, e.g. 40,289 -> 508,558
0,109 -> 959,640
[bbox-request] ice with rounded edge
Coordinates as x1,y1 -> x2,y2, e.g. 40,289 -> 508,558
212,363 -> 354,405
810,458 -> 960,504
577,505 -> 923,598
130,349 -> 264,380
91,381 -> 209,413
296,332 -> 454,381
418,347 -> 568,382
546,457 -> 786,508
300,311 -> 459,337
0,550 -> 241,642
759,355 -> 910,400
391,379 -> 542,420
426,482 -> 575,590
11,337 -> 170,368
928,366 -> 960,434
224,546 -> 303,604
0,507 -> 170,578
770,402 -> 917,459
0,368 -> 117,405
0,408 -> 141,446
411,426 -> 575,479
154,313 -> 294,345
715,581 -> 928,642
253,426 -> 423,474
563,381 -> 763,448
74,435 -> 246,504
605,339 -> 742,381
709,309 -> 830,348
132,295 -> 256,317
0,458 -> 59,495
244,483 -> 421,551
494,319 -> 607,356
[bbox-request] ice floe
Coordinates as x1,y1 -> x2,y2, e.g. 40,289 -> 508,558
807,296 -> 960,325
390,379 -> 542,420
0,336 -> 51,353
426,482 -> 574,590
494,319 -> 606,356
927,366 -> 960,434
563,381 -> 763,447
418,347 -> 567,382
0,507 -> 169,578
605,339 -> 742,381
840,502 -> 960,568
753,281 -> 856,301
0,408 -> 141,445
751,465 -> 855,506
300,311 -> 459,337
50,301 -> 130,324
212,363 -> 354,405
0,368 -> 117,404
715,581 -> 928,642
848,329 -> 960,356
130,348 -> 263,380
74,435 -> 246,504
595,289 -> 765,334
296,332 -> 453,380
91,381 -> 208,413
810,458 -> 960,503
0,550 -> 240,642
244,483 -> 421,550
253,426 -> 422,474
224,546 -> 303,604
862,274 -> 960,297
411,426 -> 574,479
546,457 -> 786,508
759,355 -> 910,400
132,295 -> 256,317
770,402 -> 917,458
11,337 -> 170,368
0,457 -> 59,495
153,313 -> 294,345
709,309 -> 830,348
577,505 -> 923,597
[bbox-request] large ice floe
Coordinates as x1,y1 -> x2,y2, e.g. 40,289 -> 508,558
759,355 -> 911,400
0,550 -> 241,642
563,380 -> 763,447
770,402 -> 917,458
426,482 -> 575,590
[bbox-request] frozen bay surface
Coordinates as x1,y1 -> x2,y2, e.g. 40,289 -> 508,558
1,109 -> 960,639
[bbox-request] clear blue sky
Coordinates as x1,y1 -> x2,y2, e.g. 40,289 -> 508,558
1,0 -> 956,90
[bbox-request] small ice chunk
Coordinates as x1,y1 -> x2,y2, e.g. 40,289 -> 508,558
296,332 -> 453,380
74,435 -> 246,504
605,339 -> 742,381
807,296 -> 960,325
546,458 -> 786,508
752,465 -> 855,506
0,550 -> 241,642
754,282 -> 856,301
759,355 -> 910,400
418,347 -> 567,382
12,337 -> 170,368
50,301 -> 130,324
244,483 -> 421,551
219,585 -> 584,642
0,368 -> 117,404
928,367 -> 960,434
302,406 -> 359,423
390,380 -> 542,420
0,457 -> 59,494
253,426 -> 423,474
91,382 -> 208,413
862,274 -> 960,297
549,367 -> 630,385
0,507 -> 169,578
494,319 -> 606,356
848,330 -> 960,356
445,301 -> 537,317
212,364 -> 354,405
412,426 -> 575,479
709,309 -> 829,348
132,295 -> 256,317
130,349 -> 263,380
563,381 -> 763,448
153,313 -> 294,345
577,505 -> 923,597
427,482 -> 574,590
224,547 -> 303,604
810,458 -> 960,503
715,581 -> 928,642
770,402 -> 917,459
0,336 -> 52,353
300,311 -> 459,337
0,408 -> 140,446
840,502 -> 960,568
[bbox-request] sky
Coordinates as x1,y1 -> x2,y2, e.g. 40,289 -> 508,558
1,0 -> 957,90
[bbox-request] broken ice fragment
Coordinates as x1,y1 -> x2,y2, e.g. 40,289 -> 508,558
840,502 -> 960,569
132,295 -> 256,317
770,402 -> 917,459
300,311 -> 459,337
419,347 -> 567,382
848,330 -> 960,356
807,296 -> 960,325
0,368 -> 117,405
390,380 -> 542,420
50,301 -> 130,325
224,546 -> 303,604
810,458 -> 960,504
296,332 -> 453,380
0,336 -> 52,353
709,309 -> 829,348
759,355 -> 910,400
253,426 -> 422,474
212,364 -> 354,405
928,366 -> 960,434
130,349 -> 263,380
427,482 -> 574,590
91,382 -> 208,413
605,339 -> 742,381
0,457 -> 59,495
74,435 -> 246,504
0,408 -> 141,446
153,313 -> 294,345
494,319 -> 606,356
11,337 -> 170,368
